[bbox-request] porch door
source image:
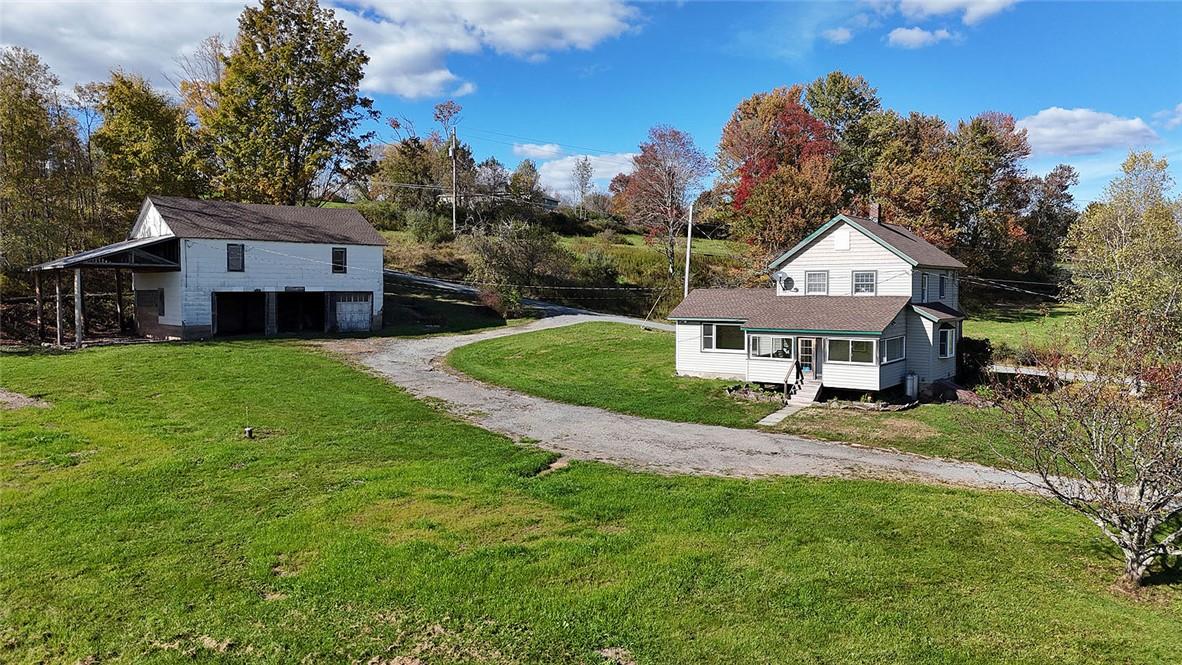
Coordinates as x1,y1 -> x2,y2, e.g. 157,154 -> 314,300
799,338 -> 815,378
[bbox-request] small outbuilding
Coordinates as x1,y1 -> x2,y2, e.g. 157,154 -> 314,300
29,196 -> 387,343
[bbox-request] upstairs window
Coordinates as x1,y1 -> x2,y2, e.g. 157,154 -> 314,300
226,243 -> 244,272
939,274 -> 948,299
332,247 -> 347,274
853,271 -> 877,295
920,273 -> 929,301
702,323 -> 745,352
805,271 -> 828,295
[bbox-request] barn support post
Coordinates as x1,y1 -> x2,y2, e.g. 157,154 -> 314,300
34,272 -> 44,341
264,292 -> 277,336
114,269 -> 125,333
55,271 -> 63,346
73,268 -> 83,349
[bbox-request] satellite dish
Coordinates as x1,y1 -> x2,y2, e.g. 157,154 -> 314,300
773,270 -> 794,291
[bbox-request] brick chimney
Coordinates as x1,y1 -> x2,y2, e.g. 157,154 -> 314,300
868,201 -> 881,223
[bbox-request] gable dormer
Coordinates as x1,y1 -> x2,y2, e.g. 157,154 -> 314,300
769,214 -> 965,301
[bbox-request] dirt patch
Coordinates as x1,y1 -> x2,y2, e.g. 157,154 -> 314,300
597,647 -> 637,665
0,388 -> 48,410
271,551 -> 315,578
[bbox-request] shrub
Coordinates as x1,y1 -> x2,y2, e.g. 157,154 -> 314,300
478,287 -> 524,318
406,208 -> 454,245
355,201 -> 404,231
957,336 -> 993,386
574,249 -> 620,287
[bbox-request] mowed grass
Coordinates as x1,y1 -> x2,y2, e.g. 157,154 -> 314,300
775,404 -> 1022,469
448,322 -> 782,428
3,343 -> 1181,663
964,302 -> 1080,351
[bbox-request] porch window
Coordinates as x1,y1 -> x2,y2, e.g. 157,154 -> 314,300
853,271 -> 876,295
805,271 -> 828,295
749,335 -> 793,359
332,247 -> 347,273
227,243 -> 244,272
702,323 -> 744,352
938,325 -> 956,358
881,336 -> 905,364
828,338 -> 875,364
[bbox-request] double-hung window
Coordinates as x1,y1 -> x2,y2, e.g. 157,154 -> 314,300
227,243 -> 245,272
881,336 -> 905,364
853,271 -> 876,295
938,325 -> 956,358
920,273 -> 928,301
702,323 -> 744,352
749,335 -> 793,359
805,271 -> 828,295
828,338 -> 875,364
939,274 -> 947,299
332,247 -> 347,274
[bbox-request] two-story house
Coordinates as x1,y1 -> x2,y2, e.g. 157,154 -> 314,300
668,213 -> 966,396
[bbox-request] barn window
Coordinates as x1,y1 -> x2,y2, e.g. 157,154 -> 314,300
227,243 -> 244,272
332,247 -> 347,273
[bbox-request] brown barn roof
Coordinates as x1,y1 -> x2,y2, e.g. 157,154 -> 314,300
668,289 -> 910,333
146,196 -> 386,246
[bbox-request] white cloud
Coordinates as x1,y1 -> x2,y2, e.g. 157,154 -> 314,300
513,143 -> 563,159
887,26 -> 955,48
1153,103 -> 1182,130
538,152 -> 635,198
898,0 -> 1019,25
1017,107 -> 1159,156
0,0 -> 640,98
822,27 -> 854,44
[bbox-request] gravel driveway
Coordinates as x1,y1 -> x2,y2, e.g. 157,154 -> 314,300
326,314 -> 1040,492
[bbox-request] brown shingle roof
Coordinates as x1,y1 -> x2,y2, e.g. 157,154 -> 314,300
842,215 -> 966,269
668,288 -> 911,333
146,196 -> 386,246
911,302 -> 966,321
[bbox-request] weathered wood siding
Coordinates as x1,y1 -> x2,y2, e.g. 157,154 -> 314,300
775,221 -> 912,297
674,322 -> 746,379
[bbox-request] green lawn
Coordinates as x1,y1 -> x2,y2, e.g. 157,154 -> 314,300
2,342 -> 1179,663
775,404 -> 1022,469
964,302 -> 1080,351
448,322 -> 782,428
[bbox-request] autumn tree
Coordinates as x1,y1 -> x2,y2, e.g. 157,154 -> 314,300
509,159 -> 541,198
0,47 -> 92,275
571,156 -> 594,216
372,137 -> 436,209
804,71 -> 885,206
201,0 -> 377,205
476,157 -> 509,193
1064,151 -> 1182,355
619,125 -> 710,276
1015,164 -> 1078,277
81,71 -> 205,219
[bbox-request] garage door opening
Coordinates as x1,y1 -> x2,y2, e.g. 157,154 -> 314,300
214,292 -> 266,335
277,292 -> 326,333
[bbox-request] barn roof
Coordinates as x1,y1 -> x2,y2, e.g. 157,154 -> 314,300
145,196 -> 387,246
668,288 -> 911,334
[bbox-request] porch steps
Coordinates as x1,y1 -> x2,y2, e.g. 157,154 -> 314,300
756,379 -> 822,427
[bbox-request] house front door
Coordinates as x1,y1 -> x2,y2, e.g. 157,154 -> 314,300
799,338 -> 816,378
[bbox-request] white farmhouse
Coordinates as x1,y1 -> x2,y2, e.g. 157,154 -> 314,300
669,213 -> 966,397
31,196 -> 386,340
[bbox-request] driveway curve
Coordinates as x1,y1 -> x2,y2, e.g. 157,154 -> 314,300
326,314 -> 1041,492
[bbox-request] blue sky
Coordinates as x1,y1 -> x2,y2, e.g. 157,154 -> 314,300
4,0 -> 1180,202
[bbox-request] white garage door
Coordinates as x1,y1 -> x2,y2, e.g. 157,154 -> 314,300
336,292 -> 372,332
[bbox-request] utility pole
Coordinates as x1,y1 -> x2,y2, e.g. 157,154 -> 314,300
450,128 -> 458,234
682,201 -> 694,297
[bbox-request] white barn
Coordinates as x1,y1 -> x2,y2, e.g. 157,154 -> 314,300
669,213 -> 966,395
31,196 -> 386,340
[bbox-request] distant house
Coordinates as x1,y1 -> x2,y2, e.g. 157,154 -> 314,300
668,213 -> 966,396
32,196 -> 386,340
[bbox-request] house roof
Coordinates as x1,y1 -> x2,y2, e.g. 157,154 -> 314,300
145,196 -> 387,246
768,214 -> 966,271
668,288 -> 911,334
910,302 -> 966,322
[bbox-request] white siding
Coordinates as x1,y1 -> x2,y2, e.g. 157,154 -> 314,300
747,357 -> 795,384
879,311 -> 908,389
912,268 -> 959,308
674,322 -> 746,379
176,239 -> 384,326
129,202 -> 173,239
775,221 -> 912,297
